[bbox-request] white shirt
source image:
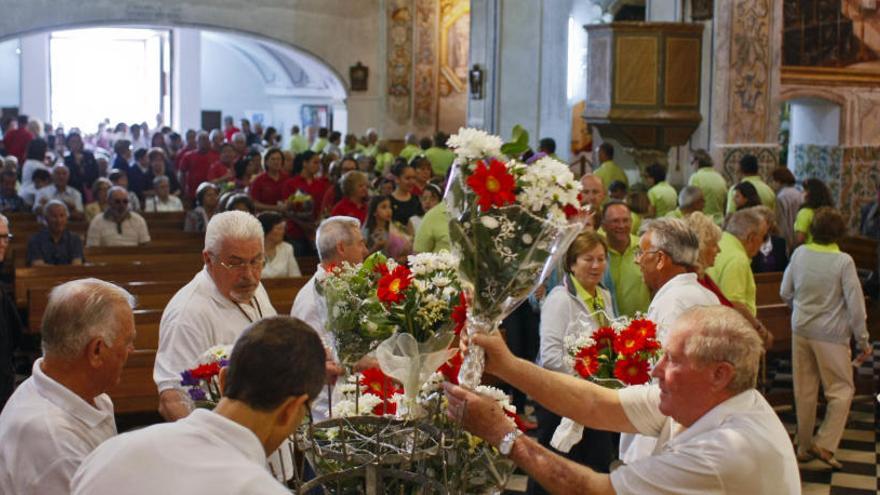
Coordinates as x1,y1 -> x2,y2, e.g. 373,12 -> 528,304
71,409 -> 289,495
154,267 -> 277,393
611,386 -> 800,494
262,242 -> 302,278
621,272 -> 720,463
144,195 -> 184,212
85,211 -> 151,247
33,184 -> 84,213
0,359 -> 117,495
290,271 -> 335,420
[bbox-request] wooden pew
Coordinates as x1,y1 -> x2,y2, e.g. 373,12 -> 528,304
839,235 -> 878,272
754,272 -> 792,353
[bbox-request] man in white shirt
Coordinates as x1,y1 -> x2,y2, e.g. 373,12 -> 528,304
291,215 -> 369,421
85,186 -> 151,247
73,317 -> 325,495
446,305 -> 800,494
0,278 -> 136,495
155,210 -> 276,421
33,164 -> 84,220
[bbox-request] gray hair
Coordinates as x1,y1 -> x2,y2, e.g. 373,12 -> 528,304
316,216 -> 361,263
204,210 -> 264,255
677,305 -> 764,394
108,186 -> 128,199
340,170 -> 367,198
231,132 -> 246,144
644,217 -> 699,267
0,213 -> 7,226
678,186 -> 703,210
44,199 -> 69,216
152,175 -> 170,188
41,278 -> 136,357
725,208 -> 765,241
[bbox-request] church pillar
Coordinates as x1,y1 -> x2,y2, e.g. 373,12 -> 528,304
171,27 -> 201,132
709,0 -> 783,181
19,33 -> 50,123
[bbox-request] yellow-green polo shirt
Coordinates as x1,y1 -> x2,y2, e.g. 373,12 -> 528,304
794,207 -> 814,244
706,232 -> 756,315
688,167 -> 728,224
726,175 -> 776,214
606,234 -> 650,317
648,181 -> 678,218
594,160 -> 628,190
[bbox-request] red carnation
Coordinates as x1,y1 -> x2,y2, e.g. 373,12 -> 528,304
628,319 -> 657,340
563,202 -> 582,219
438,351 -> 464,385
360,367 -> 402,399
573,345 -> 599,378
613,328 -> 646,357
451,292 -> 468,336
466,158 -> 517,212
190,362 -> 221,381
376,265 -> 411,304
592,326 -> 616,351
614,357 -> 651,385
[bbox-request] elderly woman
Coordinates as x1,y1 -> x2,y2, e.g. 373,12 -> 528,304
257,211 -> 301,278
144,176 -> 183,212
782,207 -> 871,469
530,231 -> 616,494
184,182 -> 220,233
750,205 -> 788,273
330,170 -> 369,225
84,177 -> 113,222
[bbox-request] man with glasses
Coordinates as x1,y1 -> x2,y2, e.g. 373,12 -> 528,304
154,211 -> 276,422
85,187 -> 150,247
0,214 -> 23,410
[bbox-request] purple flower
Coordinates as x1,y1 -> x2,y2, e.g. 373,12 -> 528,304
188,387 -> 207,401
219,358 -> 229,368
180,370 -> 199,387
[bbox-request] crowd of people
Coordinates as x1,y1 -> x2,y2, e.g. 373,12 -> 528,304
0,113 -> 875,494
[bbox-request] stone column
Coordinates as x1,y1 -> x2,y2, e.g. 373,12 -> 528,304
171,27 -> 200,132
709,0 -> 783,181
20,33 -> 50,122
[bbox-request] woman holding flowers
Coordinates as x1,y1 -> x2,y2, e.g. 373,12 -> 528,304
530,231 -> 616,494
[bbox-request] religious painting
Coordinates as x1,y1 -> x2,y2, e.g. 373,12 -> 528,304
783,0 -> 880,72
437,0 -> 470,133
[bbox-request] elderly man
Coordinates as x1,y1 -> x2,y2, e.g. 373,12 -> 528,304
447,305 -> 800,494
687,149 -> 727,224
155,211 -> 277,421
0,214 -> 23,410
291,216 -> 369,420
34,164 -> 84,220
707,208 -> 768,315
601,201 -> 650,317
580,174 -> 605,228
0,278 -> 136,494
230,132 -> 248,158
726,154 -> 776,214
73,317 -> 325,495
26,200 -> 84,266
86,187 -> 150,247
666,185 -> 705,219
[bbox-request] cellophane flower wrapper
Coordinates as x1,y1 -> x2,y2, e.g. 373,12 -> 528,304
444,128 -> 585,388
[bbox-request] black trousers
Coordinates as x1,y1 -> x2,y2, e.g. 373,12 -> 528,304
500,301 -> 540,412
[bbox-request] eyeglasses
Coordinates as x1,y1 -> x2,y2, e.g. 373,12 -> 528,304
633,248 -> 663,260
215,257 -> 265,272
0,233 -> 12,242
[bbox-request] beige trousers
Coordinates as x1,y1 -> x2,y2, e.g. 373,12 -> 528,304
792,335 -> 854,454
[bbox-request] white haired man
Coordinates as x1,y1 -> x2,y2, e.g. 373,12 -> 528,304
0,278 -> 136,494
290,216 -> 369,420
154,211 -> 276,421
666,186 -> 705,219
446,306 -> 800,494
706,208 -> 769,316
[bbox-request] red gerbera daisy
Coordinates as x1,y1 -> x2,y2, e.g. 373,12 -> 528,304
451,292 -> 468,336
466,158 -> 517,212
573,345 -> 599,378
592,326 -> 616,351
190,362 -> 221,381
563,202 -> 582,219
376,265 -> 411,304
613,328 -> 646,357
614,357 -> 651,385
628,318 -> 657,340
372,398 -> 397,416
438,351 -> 464,385
360,367 -> 402,399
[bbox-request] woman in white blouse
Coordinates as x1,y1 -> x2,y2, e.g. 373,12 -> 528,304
144,176 -> 183,212
258,211 -> 301,278
530,230 -> 616,494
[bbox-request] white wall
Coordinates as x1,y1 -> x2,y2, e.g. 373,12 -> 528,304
19,33 -> 50,122
200,34 -> 273,127
0,38 -> 19,108
788,98 -> 841,168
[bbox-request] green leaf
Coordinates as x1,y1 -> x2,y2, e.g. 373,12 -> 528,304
500,124 -> 530,158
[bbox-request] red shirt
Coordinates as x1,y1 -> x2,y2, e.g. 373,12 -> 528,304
697,274 -> 733,307
224,126 -> 241,143
282,175 -> 331,239
3,127 -> 34,164
179,149 -> 219,198
207,161 -> 232,182
249,172 -> 290,207
330,197 -> 368,225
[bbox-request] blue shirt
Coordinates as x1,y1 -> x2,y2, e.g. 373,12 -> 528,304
26,229 -> 84,266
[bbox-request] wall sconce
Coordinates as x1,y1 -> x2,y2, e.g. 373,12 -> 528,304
469,64 -> 484,100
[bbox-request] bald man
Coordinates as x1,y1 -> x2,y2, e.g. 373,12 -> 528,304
580,175 -> 605,229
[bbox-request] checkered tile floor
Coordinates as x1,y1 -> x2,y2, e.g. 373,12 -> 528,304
507,344 -> 880,494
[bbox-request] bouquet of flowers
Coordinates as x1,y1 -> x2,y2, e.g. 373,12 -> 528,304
287,190 -> 314,220
444,126 -> 586,388
551,314 -> 662,452
179,345 -> 231,409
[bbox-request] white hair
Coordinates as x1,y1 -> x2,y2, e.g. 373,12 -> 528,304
644,217 -> 699,267
44,199 -> 69,216
41,278 -> 136,357
204,210 -> 264,255
725,208 -> 765,241
0,213 -> 7,226
677,305 -> 764,394
152,175 -> 170,188
316,216 -> 361,263
678,186 -> 703,210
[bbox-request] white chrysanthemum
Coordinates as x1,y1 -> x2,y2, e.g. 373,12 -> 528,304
199,345 -> 232,364
475,385 -> 515,414
518,156 -> 581,216
446,127 -> 503,161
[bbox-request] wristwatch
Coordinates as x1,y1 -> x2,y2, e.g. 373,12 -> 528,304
498,428 -> 523,456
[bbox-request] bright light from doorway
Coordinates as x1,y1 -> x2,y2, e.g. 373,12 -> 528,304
50,27 -> 168,132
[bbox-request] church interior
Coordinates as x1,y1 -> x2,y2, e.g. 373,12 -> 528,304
0,0 -> 879,494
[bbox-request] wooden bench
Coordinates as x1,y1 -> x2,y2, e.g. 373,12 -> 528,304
754,272 -> 792,353
839,235 -> 878,273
